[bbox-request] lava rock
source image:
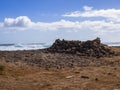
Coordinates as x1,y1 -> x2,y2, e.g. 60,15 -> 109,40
47,37 -> 115,58
81,75 -> 89,79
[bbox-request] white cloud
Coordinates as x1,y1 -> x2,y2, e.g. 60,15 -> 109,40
0,15 -> 120,34
63,6 -> 120,22
0,23 -> 3,28
3,16 -> 33,28
83,6 -> 93,11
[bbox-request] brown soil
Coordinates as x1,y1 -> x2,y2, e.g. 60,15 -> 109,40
0,46 -> 120,90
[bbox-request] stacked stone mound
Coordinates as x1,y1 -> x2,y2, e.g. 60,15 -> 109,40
48,38 -> 115,57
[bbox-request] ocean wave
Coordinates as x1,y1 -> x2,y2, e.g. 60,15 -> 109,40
0,43 -> 51,51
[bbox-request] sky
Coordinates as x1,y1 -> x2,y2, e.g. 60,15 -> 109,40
0,0 -> 120,44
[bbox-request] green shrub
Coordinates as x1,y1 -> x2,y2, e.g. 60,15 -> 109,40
0,64 -> 4,72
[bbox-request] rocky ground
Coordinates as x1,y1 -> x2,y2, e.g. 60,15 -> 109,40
0,38 -> 120,90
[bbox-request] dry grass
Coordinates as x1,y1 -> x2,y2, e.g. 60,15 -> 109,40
0,61 -> 119,90
0,47 -> 120,90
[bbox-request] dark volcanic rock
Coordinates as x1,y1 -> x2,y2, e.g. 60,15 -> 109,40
81,76 -> 89,79
47,38 -> 115,58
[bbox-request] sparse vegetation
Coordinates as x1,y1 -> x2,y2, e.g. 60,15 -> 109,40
0,64 -> 4,72
0,64 -> 5,75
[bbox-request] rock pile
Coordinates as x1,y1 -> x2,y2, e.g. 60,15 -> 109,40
48,38 -> 115,58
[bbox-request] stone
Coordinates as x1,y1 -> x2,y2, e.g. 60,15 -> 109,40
81,75 -> 89,79
66,76 -> 73,79
95,78 -> 98,81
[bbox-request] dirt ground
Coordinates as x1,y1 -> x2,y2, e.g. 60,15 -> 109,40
0,47 -> 120,90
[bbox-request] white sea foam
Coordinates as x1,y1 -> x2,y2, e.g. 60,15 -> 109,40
0,43 -> 51,51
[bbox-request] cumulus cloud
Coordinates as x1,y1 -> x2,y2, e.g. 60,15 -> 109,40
0,13 -> 120,34
0,16 -> 119,33
3,16 -> 33,28
63,6 -> 120,22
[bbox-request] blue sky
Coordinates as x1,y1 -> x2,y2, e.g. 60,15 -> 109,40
0,0 -> 120,43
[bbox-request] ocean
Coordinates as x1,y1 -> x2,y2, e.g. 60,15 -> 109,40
0,43 -> 51,51
0,42 -> 120,51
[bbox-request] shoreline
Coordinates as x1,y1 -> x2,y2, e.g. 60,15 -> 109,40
0,45 -> 119,51
0,39 -> 120,89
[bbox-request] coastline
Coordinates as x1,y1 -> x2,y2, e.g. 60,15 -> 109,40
0,41 -> 120,89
